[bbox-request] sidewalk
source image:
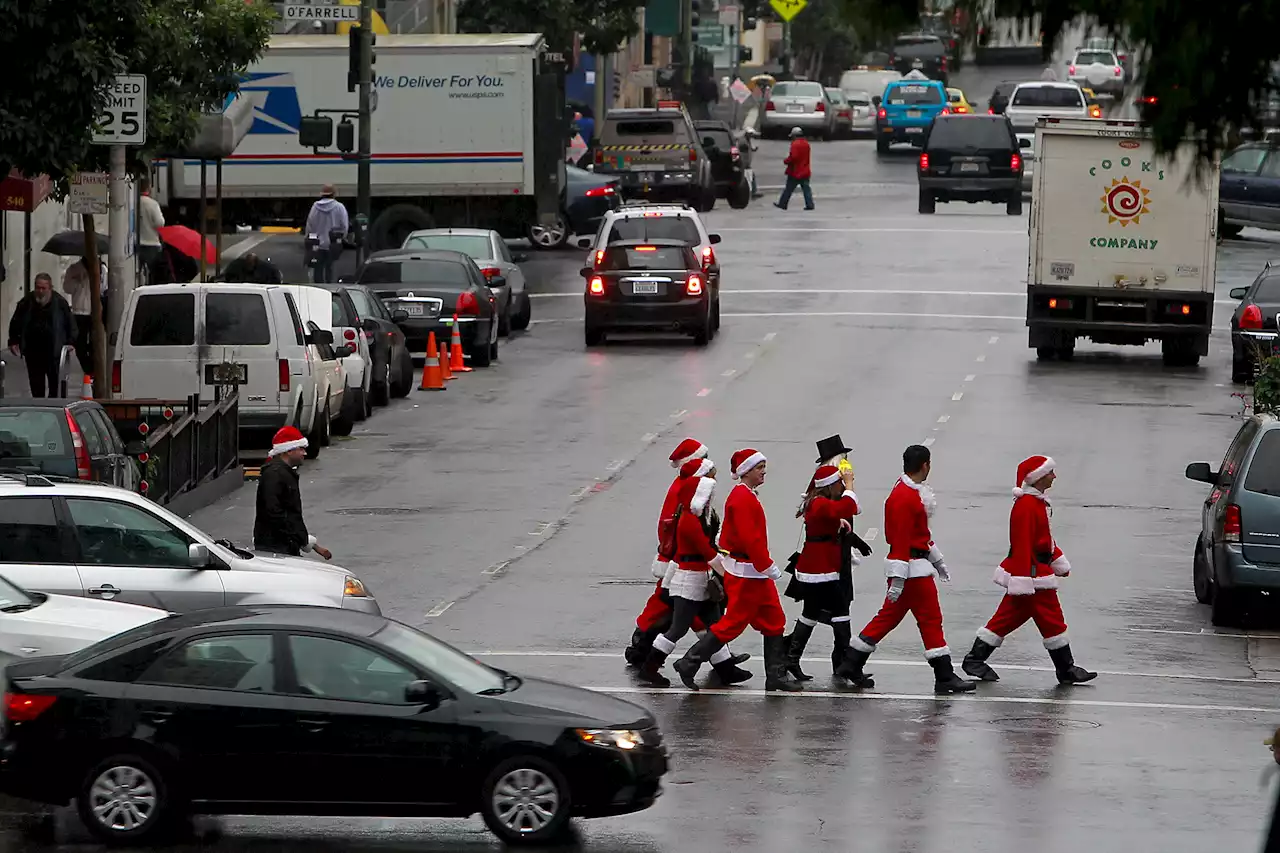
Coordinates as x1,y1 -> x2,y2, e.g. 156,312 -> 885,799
0,350 -> 89,399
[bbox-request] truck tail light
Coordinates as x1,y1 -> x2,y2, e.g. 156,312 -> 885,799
765,100 -> 776,111
1165,303 -> 1192,316
589,276 -> 605,295
278,359 -> 290,393
1048,297 -> 1074,310
584,185 -> 616,197
689,147 -> 697,162
4,692 -> 56,722
343,328 -> 357,344
686,274 -> 704,296
594,149 -> 603,165
111,359 -> 121,394
1090,105 -> 1102,118
1011,153 -> 1022,171
64,410 -> 92,480
1224,503 -> 1242,542
701,246 -> 714,268
456,291 -> 481,315
1241,304 -> 1264,330
815,101 -> 825,112
918,153 -> 929,171
877,107 -> 886,119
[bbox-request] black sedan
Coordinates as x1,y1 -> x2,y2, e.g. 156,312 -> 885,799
693,120 -> 750,208
318,282 -> 416,403
359,249 -> 502,367
582,238 -> 718,346
1228,263 -> 1280,383
0,606 -> 667,847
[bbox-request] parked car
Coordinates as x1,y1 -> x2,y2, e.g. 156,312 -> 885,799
762,80 -> 836,139
844,90 -> 876,136
115,283 -> 352,458
0,399 -> 139,490
1227,261 -> 1280,383
562,165 -> 622,248
361,250 -> 502,367
277,284 -> 352,440
692,120 -> 750,208
319,282 -> 416,404
582,239 -> 718,346
887,33 -> 949,85
0,571 -> 166,664
1016,131 -> 1036,195
323,286 -> 374,423
1186,414 -> 1280,625
917,114 -> 1025,215
837,68 -> 902,103
0,473 -> 379,614
0,605 -> 667,846
1218,142 -> 1280,239
823,88 -> 855,137
402,228 -> 530,333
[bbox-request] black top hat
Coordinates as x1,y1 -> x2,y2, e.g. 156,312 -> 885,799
815,434 -> 853,464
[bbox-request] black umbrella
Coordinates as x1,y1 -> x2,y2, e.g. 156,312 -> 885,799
42,230 -> 109,257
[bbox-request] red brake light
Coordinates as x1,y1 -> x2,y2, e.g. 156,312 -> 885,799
480,266 -> 501,282
765,100 -> 776,111
64,410 -> 92,480
689,147 -> 697,162
635,246 -> 656,251
686,274 -> 704,296
1011,153 -> 1022,172
1115,67 -> 1123,76
584,185 -> 616,197
1224,503 -> 1242,542
343,329 -> 356,343
919,152 -> 930,171
111,359 -> 121,395
1068,65 -> 1076,75
1090,105 -> 1102,118
877,107 -> 886,119
1241,304 -> 1264,330
988,107 -> 994,114
278,358 -> 290,393
701,245 -> 714,268
589,276 -> 605,295
456,291 -> 481,315
594,149 -> 603,164
1181,304 -> 1191,316
4,692 -> 56,723
594,249 -> 605,267
815,101 -> 825,112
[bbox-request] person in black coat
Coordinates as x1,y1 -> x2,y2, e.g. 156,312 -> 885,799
253,426 -> 332,559
220,252 -> 283,284
6,273 -> 76,397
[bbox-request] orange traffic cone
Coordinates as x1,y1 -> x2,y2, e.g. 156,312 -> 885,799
418,332 -> 445,391
81,375 -> 94,400
449,316 -> 473,373
439,339 -> 454,381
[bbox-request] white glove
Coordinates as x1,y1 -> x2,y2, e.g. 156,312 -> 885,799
886,577 -> 905,603
651,556 -> 668,579
766,563 -> 782,581
935,561 -> 950,583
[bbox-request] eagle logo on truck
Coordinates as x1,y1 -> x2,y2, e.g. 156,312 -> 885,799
1100,176 -> 1150,227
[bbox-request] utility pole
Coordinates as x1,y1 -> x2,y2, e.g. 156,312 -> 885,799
356,0 -> 373,267
682,0 -> 694,89
106,145 -> 128,360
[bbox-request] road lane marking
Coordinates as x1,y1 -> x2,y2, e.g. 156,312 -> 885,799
988,336 -> 999,344
922,437 -> 935,447
951,391 -> 964,401
642,433 -> 657,443
715,227 -> 1024,235
763,332 -> 777,342
976,354 -> 986,362
425,601 -> 454,618
864,528 -> 878,541
466,651 -> 1280,685
697,388 -> 711,397
481,561 -> 509,576
1130,627 -> 1280,639
722,369 -> 737,378
964,374 -> 976,382
606,459 -> 625,471
937,415 -> 950,424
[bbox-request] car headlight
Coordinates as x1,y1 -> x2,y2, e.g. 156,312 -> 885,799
575,728 -> 644,750
343,576 -> 370,598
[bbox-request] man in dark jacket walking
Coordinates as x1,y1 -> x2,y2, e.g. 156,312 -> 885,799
7,273 -> 76,397
253,426 -> 332,559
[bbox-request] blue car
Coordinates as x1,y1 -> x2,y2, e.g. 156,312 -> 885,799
875,72 -> 949,154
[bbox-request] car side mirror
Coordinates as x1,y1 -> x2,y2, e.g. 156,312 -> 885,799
361,317 -> 379,332
1185,462 -> 1217,484
405,679 -> 443,709
709,234 -> 722,245
1230,287 -> 1248,300
580,265 -> 593,277
124,440 -> 146,456
188,543 -> 210,568
391,309 -> 409,323
1019,138 -> 1032,148
576,236 -> 593,250
512,252 -> 529,263
313,329 -> 335,346
872,95 -> 882,107
337,277 -> 353,284
489,276 -> 507,289
335,344 -> 354,358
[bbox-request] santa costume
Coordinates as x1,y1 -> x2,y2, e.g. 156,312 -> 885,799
961,455 -> 1097,685
836,446 -> 975,693
673,449 -> 800,691
782,464 -> 861,681
639,465 -> 752,687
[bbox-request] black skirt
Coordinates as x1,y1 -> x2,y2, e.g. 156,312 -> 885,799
783,577 -> 850,611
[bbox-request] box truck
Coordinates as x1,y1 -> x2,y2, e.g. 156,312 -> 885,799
1027,118 -> 1219,366
155,34 -> 568,250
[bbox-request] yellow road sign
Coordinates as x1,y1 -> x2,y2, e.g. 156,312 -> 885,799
769,0 -> 807,22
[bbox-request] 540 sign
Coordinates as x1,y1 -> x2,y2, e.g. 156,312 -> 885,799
92,74 -> 147,146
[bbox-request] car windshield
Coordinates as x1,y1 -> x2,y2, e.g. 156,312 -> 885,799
613,120 -> 677,137
825,89 -> 848,104
600,246 -> 690,271
374,622 -> 505,694
885,84 -> 943,106
402,234 -> 494,260
0,409 -> 67,460
608,216 -> 701,245
1012,86 -> 1084,108
1075,51 -> 1115,65
928,118 -> 1013,149
1255,276 -> 1280,302
699,128 -> 733,150
0,574 -> 35,611
359,260 -> 470,287
896,35 -> 942,47
772,82 -> 825,98
345,287 -> 379,318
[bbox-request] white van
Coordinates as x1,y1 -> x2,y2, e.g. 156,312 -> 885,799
114,282 -> 353,456
276,284 -> 351,438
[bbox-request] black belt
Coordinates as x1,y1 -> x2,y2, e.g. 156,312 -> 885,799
1005,548 -> 1054,564
677,554 -> 710,562
728,551 -> 750,561
910,548 -> 931,559
806,535 -> 835,543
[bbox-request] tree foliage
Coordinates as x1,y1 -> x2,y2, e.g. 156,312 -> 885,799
457,0 -> 645,59
0,0 -> 273,191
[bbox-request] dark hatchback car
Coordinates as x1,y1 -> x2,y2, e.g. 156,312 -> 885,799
582,239 -> 717,347
559,164 -> 622,250
1227,261 -> 1280,383
986,81 -> 1020,115
359,250 -> 502,367
888,34 -> 949,85
0,606 -> 667,847
917,114 -> 1025,215
0,400 -> 138,490
693,120 -> 750,208
317,282 -> 416,402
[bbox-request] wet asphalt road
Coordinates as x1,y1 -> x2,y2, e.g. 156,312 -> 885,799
9,58 -> 1280,852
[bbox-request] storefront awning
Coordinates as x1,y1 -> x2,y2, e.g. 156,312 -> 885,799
0,170 -> 52,213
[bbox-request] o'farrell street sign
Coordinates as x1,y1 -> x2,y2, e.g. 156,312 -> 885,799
283,4 -> 360,22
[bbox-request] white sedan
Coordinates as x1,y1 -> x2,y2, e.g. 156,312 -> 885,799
0,573 -> 167,663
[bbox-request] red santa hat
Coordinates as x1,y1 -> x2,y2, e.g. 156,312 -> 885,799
679,457 -> 715,479
730,448 -> 766,480
1013,455 -> 1055,496
268,425 -> 309,457
809,464 -> 841,490
670,438 -> 708,469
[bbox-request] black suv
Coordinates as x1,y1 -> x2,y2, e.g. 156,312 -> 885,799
693,120 -> 750,209
987,81 -> 1020,115
888,34 -> 949,85
917,114 -> 1026,215
581,239 -> 718,347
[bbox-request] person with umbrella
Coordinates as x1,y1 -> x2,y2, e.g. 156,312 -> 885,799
7,273 -> 76,398
61,255 -> 107,371
220,252 -> 283,284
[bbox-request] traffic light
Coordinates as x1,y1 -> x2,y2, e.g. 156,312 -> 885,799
739,45 -> 753,62
348,26 -> 360,93
691,0 -> 701,42
336,117 -> 355,153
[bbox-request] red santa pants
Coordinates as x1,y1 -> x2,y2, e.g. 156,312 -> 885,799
857,576 -> 948,656
981,590 -> 1068,645
710,574 -> 787,642
635,581 -> 707,633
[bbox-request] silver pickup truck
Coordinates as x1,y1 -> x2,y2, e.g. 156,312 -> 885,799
1003,82 -> 1089,133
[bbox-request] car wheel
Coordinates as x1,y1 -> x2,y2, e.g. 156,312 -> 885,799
369,203 -> 434,252
305,403 -> 323,460
1193,535 -> 1213,605
876,137 -> 890,154
1056,340 -> 1075,361
498,303 -> 512,337
393,351 -> 414,398
360,386 -> 372,419
470,325 -> 494,367
693,303 -> 712,346
511,294 -> 532,331
332,384 -> 355,437
713,296 -> 721,331
918,189 -> 936,214
728,179 -> 750,209
585,325 -> 605,347
528,214 -> 570,250
479,755 -> 573,846
78,752 -> 179,846
1006,195 -> 1023,215
373,362 -> 391,406
490,321 -> 500,361
317,401 -> 332,447
1211,586 -> 1243,627
1036,345 -> 1056,362
1232,354 -> 1252,384
1162,337 -> 1200,367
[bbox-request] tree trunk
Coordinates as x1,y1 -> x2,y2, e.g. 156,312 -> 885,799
80,215 -> 108,400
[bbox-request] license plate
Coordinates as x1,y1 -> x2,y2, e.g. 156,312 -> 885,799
205,363 -> 247,385
905,127 -> 923,134
632,282 -> 659,294
633,164 -> 664,172
960,163 -> 980,172
907,110 -> 921,117
786,104 -> 804,112
912,59 -> 924,68
402,303 -> 425,316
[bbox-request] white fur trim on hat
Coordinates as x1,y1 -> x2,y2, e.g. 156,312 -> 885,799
732,451 -> 766,479
814,469 -> 841,488
671,443 -> 708,468
268,437 -> 309,457
1019,456 -> 1056,490
692,458 -> 714,477
690,476 -> 716,515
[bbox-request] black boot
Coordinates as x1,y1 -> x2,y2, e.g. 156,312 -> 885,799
834,636 -> 875,687
1048,644 -> 1097,685
711,658 -> 753,685
831,622 -> 852,675
624,627 -> 657,667
672,633 -> 724,690
929,655 -> 977,694
764,635 -> 802,691
961,637 -> 1001,682
636,649 -> 670,687
784,621 -> 814,681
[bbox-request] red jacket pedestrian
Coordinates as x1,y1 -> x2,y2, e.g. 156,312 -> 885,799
784,136 -> 811,180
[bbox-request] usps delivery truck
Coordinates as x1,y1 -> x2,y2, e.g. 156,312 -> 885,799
1028,118 -> 1219,366
156,34 -> 568,250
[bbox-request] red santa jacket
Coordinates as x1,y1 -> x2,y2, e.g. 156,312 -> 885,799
720,483 -> 778,579
795,491 -> 860,581
655,474 -> 685,559
674,478 -> 719,573
884,475 -> 944,579
994,488 -> 1069,595
784,137 -> 812,180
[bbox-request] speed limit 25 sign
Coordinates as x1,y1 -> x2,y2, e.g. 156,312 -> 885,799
92,74 -> 148,145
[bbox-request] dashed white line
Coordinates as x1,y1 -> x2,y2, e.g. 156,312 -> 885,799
864,528 -> 878,541
937,415 -> 950,424
715,227 -> 1024,235
425,601 -> 454,618
964,374 -> 976,382
763,332 -> 777,342
606,459 -> 625,471
481,561 -> 509,576
670,409 -> 687,419
976,354 -> 987,362
697,388 -> 711,397
988,336 -> 999,344
722,369 -> 737,378
951,391 -> 964,401
1129,627 -> 1280,640
923,437 -> 936,447
641,433 -> 657,443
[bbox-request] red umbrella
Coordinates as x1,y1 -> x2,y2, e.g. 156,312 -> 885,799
157,225 -> 217,264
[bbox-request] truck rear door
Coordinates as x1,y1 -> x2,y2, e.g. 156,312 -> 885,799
119,290 -> 199,401
600,116 -> 693,176
201,289 -> 279,412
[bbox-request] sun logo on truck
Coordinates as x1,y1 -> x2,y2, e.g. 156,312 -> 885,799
1100,177 -> 1151,227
